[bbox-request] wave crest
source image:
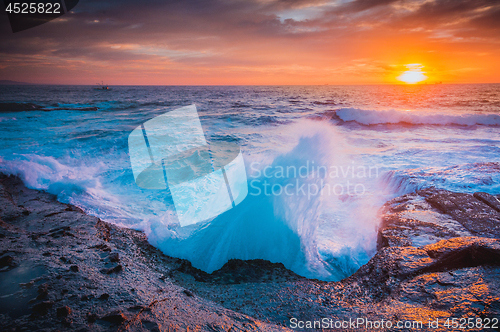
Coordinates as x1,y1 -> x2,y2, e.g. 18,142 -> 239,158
335,108 -> 500,127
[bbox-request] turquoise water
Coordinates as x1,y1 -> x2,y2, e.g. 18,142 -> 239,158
1,84 -> 499,280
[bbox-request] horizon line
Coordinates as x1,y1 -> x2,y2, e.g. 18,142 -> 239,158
2,82 -> 500,86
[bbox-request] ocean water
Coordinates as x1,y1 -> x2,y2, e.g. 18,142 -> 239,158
1,84 -> 499,281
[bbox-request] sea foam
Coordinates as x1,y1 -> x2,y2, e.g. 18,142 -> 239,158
144,120 -> 380,280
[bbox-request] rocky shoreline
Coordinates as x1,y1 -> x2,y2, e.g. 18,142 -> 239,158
1,173 -> 499,331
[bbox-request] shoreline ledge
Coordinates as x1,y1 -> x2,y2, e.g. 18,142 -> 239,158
1,173 -> 499,331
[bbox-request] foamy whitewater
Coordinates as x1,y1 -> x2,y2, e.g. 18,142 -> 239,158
1,84 -> 499,281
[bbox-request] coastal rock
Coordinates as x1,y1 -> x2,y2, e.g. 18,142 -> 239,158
0,254 -> 16,271
378,188 -> 500,248
100,310 -> 128,325
344,236 -> 500,301
0,174 -> 287,331
1,174 -> 499,331
0,102 -> 43,113
31,301 -> 54,316
108,252 -> 120,262
0,181 -> 27,221
473,191 -> 500,212
421,188 -> 500,238
56,306 -> 72,317
100,264 -> 122,274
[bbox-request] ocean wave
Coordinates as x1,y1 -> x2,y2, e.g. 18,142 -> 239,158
334,108 -> 500,126
380,162 -> 500,196
145,120 -> 380,281
0,154 -> 103,200
0,154 -> 142,226
312,100 -> 338,106
0,117 -> 17,122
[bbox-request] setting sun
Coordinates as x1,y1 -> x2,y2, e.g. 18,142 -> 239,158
397,64 -> 428,84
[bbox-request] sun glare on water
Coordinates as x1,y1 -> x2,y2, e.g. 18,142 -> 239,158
397,64 -> 427,84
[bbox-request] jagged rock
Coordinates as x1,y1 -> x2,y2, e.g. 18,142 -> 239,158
0,254 -> 16,270
346,237 -> 500,300
141,319 -> 161,331
208,259 -> 302,284
86,312 -> 98,323
100,264 -> 122,274
56,306 -> 72,317
108,252 -> 120,262
378,188 -> 500,248
36,284 -> 49,300
31,301 -> 54,315
1,173 -> 499,331
0,102 -> 43,113
0,181 -> 26,221
100,310 -> 127,325
421,188 -> 500,238
19,281 -> 34,289
474,192 -> 500,212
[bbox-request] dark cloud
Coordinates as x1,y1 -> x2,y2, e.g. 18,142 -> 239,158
0,0 -> 499,83
394,0 -> 500,29
335,0 -> 399,13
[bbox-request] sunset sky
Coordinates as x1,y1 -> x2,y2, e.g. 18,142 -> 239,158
1,0 -> 499,85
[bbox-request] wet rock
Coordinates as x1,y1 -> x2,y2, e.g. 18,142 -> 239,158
0,182 -> 25,221
100,264 -> 122,274
36,283 -> 49,300
1,174 -> 284,331
141,319 -> 160,331
420,188 -> 500,238
96,219 -> 111,241
473,191 -> 500,212
86,312 -> 98,323
212,259 -> 302,284
2,173 -> 498,331
379,189 -> 500,248
91,243 -> 111,251
0,254 -> 16,270
48,226 -> 74,238
128,305 -> 146,311
100,310 -> 127,325
56,306 -> 72,317
31,301 -> 54,315
19,281 -> 34,288
0,102 -> 43,113
108,252 -> 120,262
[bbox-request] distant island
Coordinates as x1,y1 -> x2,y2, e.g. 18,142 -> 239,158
0,80 -> 35,85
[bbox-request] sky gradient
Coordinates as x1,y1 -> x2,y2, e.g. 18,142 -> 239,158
1,0 -> 499,85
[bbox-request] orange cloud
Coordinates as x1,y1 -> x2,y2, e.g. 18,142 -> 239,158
0,0 -> 499,84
